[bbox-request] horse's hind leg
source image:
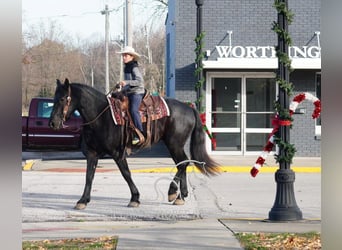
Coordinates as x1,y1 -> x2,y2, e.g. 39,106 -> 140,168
75,150 -> 98,210
166,149 -> 190,205
168,163 -> 189,205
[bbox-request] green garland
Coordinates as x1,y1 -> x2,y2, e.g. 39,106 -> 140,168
276,77 -> 294,96
274,137 -> 296,164
194,31 -> 206,113
272,0 -> 296,164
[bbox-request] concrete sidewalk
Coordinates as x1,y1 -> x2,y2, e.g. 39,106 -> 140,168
22,155 -> 321,249
23,219 -> 243,250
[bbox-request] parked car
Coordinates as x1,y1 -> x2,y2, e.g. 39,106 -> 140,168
22,97 -> 83,150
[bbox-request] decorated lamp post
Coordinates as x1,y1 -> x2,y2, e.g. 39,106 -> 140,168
194,0 -> 216,149
195,0 -> 204,112
268,0 -> 302,221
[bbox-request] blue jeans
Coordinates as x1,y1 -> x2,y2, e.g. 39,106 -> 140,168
128,94 -> 144,133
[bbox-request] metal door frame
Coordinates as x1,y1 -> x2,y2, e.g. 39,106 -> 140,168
205,71 -> 276,155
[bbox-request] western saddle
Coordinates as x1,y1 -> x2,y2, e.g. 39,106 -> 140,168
108,87 -> 169,151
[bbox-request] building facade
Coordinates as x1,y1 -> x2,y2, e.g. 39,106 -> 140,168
165,0 -> 321,156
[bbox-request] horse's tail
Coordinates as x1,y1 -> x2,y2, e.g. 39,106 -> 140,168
190,108 -> 221,176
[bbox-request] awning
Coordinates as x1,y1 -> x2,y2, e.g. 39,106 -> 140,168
202,58 -> 321,70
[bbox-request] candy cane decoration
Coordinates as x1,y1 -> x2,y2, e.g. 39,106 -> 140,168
186,102 -> 217,149
250,92 -> 321,177
200,113 -> 217,150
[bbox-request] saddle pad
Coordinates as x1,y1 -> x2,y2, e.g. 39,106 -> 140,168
107,94 -> 170,125
107,95 -> 125,125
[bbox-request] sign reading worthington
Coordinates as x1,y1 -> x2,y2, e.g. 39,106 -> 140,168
216,46 -> 321,59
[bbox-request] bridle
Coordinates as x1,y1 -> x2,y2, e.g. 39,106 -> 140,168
62,85 -> 72,122
60,84 -> 110,128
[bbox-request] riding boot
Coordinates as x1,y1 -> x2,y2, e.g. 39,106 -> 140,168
132,130 -> 145,145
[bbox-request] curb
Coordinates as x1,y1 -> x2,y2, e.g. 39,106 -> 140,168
22,162 -> 321,173
131,166 -> 321,173
22,160 -> 36,171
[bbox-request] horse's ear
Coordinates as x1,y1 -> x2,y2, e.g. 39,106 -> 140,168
64,78 -> 70,86
56,79 -> 62,86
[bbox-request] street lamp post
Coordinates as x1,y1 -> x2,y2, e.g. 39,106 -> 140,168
195,0 -> 204,111
268,0 -> 302,221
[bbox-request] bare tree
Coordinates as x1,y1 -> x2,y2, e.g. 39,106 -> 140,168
132,24 -> 165,94
22,1 -> 168,112
22,21 -> 86,111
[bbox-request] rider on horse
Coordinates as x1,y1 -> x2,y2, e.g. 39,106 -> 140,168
117,46 -> 145,145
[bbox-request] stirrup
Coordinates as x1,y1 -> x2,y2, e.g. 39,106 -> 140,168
132,137 -> 140,145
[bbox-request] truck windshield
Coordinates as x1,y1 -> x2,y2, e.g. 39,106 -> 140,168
37,100 -> 80,118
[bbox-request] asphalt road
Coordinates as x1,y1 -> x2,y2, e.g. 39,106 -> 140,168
22,151 -> 321,249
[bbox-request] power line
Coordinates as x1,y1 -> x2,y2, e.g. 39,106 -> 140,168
24,12 -> 101,21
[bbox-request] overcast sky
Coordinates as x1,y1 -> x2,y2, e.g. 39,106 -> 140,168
22,0 -> 166,42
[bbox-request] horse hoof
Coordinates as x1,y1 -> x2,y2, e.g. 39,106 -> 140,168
168,193 -> 177,202
173,198 -> 185,205
127,201 -> 140,208
74,203 -> 87,210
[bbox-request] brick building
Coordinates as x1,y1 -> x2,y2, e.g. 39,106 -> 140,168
165,0 -> 321,156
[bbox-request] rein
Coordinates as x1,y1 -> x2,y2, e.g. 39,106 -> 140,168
63,84 -> 115,131
80,105 -> 110,127
80,87 -> 118,127
80,85 -> 122,127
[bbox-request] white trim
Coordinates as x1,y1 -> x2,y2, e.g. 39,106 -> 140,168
212,128 -> 240,133
160,96 -> 171,116
204,58 -> 277,69
315,125 -> 321,136
245,128 -> 273,133
27,134 -> 75,138
203,58 -> 321,69
107,95 -> 118,125
291,58 -> 321,69
206,71 -> 276,78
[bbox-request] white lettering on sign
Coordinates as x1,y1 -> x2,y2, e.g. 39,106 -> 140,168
216,45 -> 321,59
290,46 -> 321,58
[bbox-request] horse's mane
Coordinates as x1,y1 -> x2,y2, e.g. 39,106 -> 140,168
70,83 -> 107,103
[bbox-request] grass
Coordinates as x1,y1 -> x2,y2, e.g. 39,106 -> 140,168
22,236 -> 118,250
22,232 -> 321,249
235,231 -> 321,250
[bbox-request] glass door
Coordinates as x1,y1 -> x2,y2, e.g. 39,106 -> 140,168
211,77 -> 242,152
207,73 -> 276,155
245,78 -> 276,153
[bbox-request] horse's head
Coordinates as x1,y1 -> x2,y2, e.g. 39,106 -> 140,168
49,78 -> 76,130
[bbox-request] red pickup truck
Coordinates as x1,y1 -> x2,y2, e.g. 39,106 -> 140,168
22,97 -> 83,150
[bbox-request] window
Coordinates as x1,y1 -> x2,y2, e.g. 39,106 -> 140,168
37,100 -> 80,118
37,101 -> 54,118
73,110 -> 80,117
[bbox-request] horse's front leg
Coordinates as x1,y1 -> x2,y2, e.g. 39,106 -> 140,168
114,157 -> 140,207
74,151 -> 98,210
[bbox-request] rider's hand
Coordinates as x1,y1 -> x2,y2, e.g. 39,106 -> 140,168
120,81 -> 126,87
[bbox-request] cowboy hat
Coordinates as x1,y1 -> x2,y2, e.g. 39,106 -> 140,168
116,46 -> 140,60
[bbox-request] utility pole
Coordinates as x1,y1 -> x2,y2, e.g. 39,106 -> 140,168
91,68 -> 94,87
125,0 -> 133,46
101,4 -> 110,94
145,25 -> 152,64
112,39 -> 124,81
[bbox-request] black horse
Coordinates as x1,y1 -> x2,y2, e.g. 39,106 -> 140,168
49,78 -> 220,209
